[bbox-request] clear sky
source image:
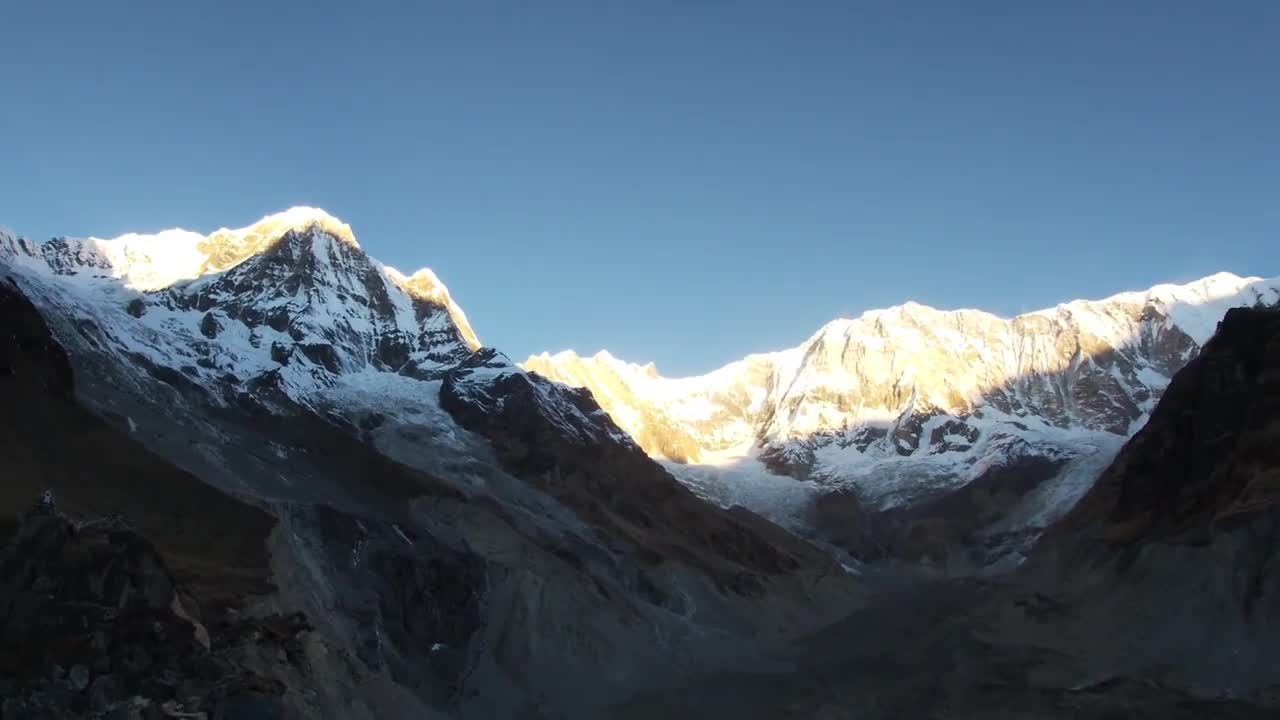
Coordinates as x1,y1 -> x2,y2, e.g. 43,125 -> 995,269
2,1 -> 1276,375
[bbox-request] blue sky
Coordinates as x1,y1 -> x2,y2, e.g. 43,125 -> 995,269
1,1 -> 1276,375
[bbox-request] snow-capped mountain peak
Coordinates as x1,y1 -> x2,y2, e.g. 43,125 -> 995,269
220,205 -> 359,246
0,206 -> 368,293
1044,270 -> 1275,345
1,208 -> 483,406
194,205 -> 360,275
523,271 -> 1279,492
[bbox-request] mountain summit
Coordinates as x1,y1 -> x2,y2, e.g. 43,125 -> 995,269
1,208 -> 481,391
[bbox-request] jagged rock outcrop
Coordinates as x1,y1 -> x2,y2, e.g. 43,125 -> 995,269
162,224 -> 475,380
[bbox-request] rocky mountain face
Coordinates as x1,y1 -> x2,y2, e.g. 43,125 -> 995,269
0,211 -> 861,719
526,272 -> 1280,573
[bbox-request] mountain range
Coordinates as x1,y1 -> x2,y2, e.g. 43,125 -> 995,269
527,269 -> 1279,572
0,208 -> 860,718
2,207 -> 1278,718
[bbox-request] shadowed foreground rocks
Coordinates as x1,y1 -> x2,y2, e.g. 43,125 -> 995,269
0,504 -> 308,720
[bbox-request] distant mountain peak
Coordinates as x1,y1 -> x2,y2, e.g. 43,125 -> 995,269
524,271 -> 1280,474
1,208 -> 483,385
211,206 -> 358,249
197,207 -> 359,272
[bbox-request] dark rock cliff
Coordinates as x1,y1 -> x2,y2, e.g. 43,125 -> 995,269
1017,307 -> 1280,695
1055,307 -> 1280,544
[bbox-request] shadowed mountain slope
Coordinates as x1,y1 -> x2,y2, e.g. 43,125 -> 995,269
0,278 -> 275,601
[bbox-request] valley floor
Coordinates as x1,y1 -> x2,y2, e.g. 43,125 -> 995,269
607,575 -> 1280,719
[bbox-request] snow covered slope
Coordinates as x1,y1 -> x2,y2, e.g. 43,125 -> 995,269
525,272 -> 1280,546
0,207 -> 485,408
